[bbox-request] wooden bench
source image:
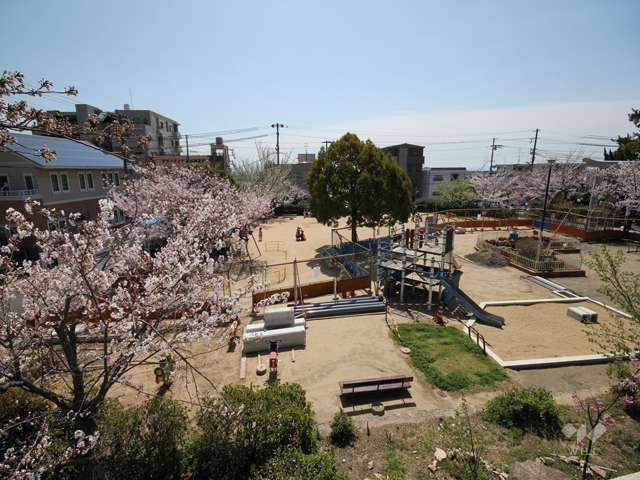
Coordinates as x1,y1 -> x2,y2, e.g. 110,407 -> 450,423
339,375 -> 413,396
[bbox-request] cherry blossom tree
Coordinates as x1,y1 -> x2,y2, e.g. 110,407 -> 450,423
232,143 -> 307,207
469,170 -> 517,207
593,161 -> 640,213
470,161 -> 588,209
0,164 -> 270,435
0,70 -> 277,477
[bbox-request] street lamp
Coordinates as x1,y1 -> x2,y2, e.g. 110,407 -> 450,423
536,159 -> 556,262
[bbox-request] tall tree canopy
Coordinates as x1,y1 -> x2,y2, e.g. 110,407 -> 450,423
308,133 -> 411,241
605,108 -> 640,161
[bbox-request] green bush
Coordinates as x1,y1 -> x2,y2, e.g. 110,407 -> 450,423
95,398 -> 188,480
330,410 -> 356,447
0,389 -> 80,480
184,383 -> 317,480
251,446 -> 345,480
483,388 -> 563,438
0,388 -> 52,454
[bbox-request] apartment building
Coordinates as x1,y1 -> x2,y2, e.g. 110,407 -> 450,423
41,103 -> 181,159
381,144 -> 425,196
0,133 -> 126,228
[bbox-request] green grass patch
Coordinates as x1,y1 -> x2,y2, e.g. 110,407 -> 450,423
383,450 -> 406,479
394,324 -> 506,391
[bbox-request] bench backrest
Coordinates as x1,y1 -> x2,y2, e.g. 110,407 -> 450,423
340,375 -> 413,389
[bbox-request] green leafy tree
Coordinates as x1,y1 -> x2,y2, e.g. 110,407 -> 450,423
432,178 -> 476,206
308,133 -> 412,241
606,108 -> 640,161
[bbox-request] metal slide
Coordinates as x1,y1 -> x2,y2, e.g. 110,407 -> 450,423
440,277 -> 505,328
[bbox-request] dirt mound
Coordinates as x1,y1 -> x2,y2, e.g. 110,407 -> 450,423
465,249 -> 509,268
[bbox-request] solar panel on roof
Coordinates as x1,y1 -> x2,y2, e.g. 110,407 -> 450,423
5,133 -> 124,169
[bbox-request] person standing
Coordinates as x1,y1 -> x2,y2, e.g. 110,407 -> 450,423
258,226 -> 263,242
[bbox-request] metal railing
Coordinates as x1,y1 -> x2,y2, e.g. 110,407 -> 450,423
467,324 -> 487,354
476,233 -> 582,272
0,188 -> 40,198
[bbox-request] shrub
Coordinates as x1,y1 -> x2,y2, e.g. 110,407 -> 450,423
95,397 -> 188,480
483,388 -> 563,438
330,410 -> 356,447
251,446 -> 344,480
0,389 -> 79,480
184,382 -> 317,480
0,388 -> 51,455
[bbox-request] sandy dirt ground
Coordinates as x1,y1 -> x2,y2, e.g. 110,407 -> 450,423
453,229 -> 552,303
246,216 -> 380,287
476,300 -> 629,360
243,313 -> 502,427
555,241 -> 640,303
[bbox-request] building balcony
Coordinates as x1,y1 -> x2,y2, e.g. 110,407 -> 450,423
0,188 -> 42,199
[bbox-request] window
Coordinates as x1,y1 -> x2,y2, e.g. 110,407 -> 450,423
24,174 -> 35,191
50,174 -> 60,193
79,173 -> 95,191
0,174 -> 10,193
112,207 -> 125,225
102,172 -> 120,187
50,173 -> 69,193
451,173 -> 459,180
433,175 -> 444,182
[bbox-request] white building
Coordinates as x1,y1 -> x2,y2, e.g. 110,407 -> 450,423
422,167 -> 467,198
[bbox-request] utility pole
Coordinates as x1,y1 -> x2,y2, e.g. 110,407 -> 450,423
489,137 -> 503,174
185,134 -> 190,162
322,140 -> 332,151
271,123 -> 285,164
530,128 -> 539,168
536,159 -> 555,261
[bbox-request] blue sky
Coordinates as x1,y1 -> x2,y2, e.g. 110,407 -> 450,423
2,0 -> 639,168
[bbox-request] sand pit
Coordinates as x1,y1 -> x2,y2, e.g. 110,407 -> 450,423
475,300 -> 631,361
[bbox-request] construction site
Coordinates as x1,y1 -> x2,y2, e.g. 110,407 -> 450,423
111,209 -> 639,426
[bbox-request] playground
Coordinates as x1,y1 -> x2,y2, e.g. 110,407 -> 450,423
110,210 -> 639,427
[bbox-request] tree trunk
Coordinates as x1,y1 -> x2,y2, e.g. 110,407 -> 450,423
351,222 -> 358,242
581,437 -> 594,480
